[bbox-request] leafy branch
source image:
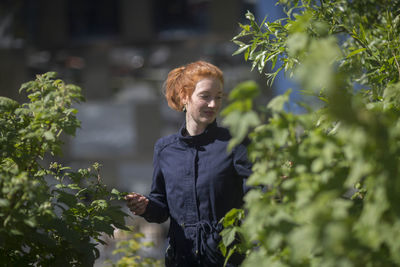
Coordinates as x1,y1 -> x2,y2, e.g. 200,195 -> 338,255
0,72 -> 130,266
221,1 -> 400,266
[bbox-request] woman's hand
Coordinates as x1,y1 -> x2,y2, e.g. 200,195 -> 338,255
125,193 -> 149,215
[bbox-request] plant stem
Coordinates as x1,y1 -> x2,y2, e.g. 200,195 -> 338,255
393,52 -> 400,81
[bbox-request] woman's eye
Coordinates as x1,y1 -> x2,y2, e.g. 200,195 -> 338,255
198,94 -> 222,101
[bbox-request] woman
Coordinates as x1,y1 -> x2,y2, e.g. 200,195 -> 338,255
126,61 -> 252,267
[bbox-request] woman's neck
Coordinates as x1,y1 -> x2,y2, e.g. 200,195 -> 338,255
185,115 -> 207,136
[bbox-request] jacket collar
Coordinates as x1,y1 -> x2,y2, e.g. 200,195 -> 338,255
178,120 -> 218,144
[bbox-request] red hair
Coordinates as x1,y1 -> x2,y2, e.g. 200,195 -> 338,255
164,61 -> 224,111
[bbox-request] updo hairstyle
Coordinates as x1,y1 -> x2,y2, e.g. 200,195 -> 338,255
163,61 -> 224,111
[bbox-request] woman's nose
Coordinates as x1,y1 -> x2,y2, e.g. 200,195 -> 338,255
208,99 -> 217,108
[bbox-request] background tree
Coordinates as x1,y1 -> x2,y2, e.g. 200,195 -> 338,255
220,0 -> 400,266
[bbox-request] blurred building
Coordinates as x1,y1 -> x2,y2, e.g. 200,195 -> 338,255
0,0 -> 274,264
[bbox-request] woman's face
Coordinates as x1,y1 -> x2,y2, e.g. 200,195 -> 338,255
185,77 -> 223,127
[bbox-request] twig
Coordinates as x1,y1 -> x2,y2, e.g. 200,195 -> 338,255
393,52 -> 400,81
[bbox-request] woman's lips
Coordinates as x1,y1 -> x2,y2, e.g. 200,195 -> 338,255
203,110 -> 215,117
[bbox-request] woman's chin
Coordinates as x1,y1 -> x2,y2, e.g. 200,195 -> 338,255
201,117 -> 216,124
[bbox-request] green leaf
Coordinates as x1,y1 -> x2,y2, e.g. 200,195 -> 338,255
221,227 -> 237,247
0,199 -> 10,207
245,11 -> 256,23
232,45 -> 250,56
267,89 -> 292,112
56,191 -> 77,207
286,32 -> 308,56
67,183 -> 81,190
24,218 -> 37,228
223,110 -> 260,151
221,208 -> 244,227
383,82 -> 400,109
43,131 -> 55,141
92,199 -> 108,210
111,188 -> 120,195
219,240 -> 227,256
0,96 -> 19,113
229,81 -> 260,101
221,99 -> 252,115
346,48 -> 366,58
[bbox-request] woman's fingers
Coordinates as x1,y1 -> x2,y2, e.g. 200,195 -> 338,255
135,198 -> 149,215
129,200 -> 147,210
132,200 -> 148,215
127,196 -> 146,206
125,193 -> 141,200
125,193 -> 149,215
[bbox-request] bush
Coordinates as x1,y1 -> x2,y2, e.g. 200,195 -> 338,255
0,73 -> 128,266
220,1 -> 400,266
106,226 -> 164,267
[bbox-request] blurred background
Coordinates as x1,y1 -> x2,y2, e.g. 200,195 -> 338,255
0,0 -> 290,264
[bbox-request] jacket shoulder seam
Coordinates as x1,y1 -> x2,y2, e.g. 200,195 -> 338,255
155,135 -> 179,154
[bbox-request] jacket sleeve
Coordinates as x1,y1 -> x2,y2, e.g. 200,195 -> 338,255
140,143 -> 170,223
233,139 -> 253,194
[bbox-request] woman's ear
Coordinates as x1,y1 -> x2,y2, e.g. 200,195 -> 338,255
182,95 -> 189,106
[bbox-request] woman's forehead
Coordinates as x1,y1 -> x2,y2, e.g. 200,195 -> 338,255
194,78 -> 223,92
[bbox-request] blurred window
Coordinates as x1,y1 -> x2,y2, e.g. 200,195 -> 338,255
154,0 -> 210,36
68,0 -> 120,40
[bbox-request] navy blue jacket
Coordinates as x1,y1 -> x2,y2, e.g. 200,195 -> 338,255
141,121 -> 252,266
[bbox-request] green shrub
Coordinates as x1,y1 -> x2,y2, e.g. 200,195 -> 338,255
0,73 -> 128,266
106,227 -> 163,267
220,1 -> 400,266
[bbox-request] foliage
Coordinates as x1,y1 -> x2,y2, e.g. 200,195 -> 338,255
0,72 -> 129,266
106,227 -> 163,267
221,0 -> 400,266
